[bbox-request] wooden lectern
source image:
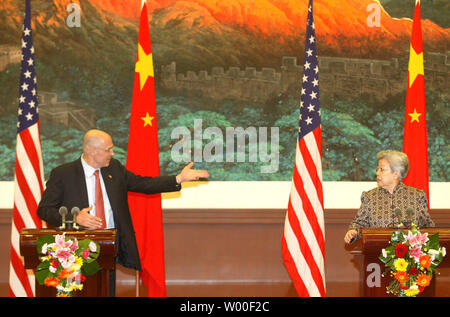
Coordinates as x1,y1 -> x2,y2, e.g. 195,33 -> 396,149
20,228 -> 116,297
360,227 -> 450,297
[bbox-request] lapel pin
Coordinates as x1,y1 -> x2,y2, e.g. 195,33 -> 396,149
108,174 -> 112,179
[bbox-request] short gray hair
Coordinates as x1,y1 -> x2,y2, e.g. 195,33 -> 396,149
376,150 -> 409,179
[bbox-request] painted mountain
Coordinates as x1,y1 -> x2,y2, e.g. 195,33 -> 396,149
0,0 -> 448,181
0,0 -> 139,113
86,0 -> 449,71
1,0 -> 448,74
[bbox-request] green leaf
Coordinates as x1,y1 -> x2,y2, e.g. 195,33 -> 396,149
379,246 -> 396,264
35,261 -> 50,285
36,234 -> 55,255
77,239 -> 90,250
81,260 -> 101,276
78,239 -> 100,262
390,230 -> 406,244
378,255 -> 389,264
427,232 -> 440,250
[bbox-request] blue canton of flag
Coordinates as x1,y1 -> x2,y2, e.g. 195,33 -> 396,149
17,3 -> 39,133
298,3 -> 320,139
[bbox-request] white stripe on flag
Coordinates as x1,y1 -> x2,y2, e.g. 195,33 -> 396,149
283,215 -> 321,296
294,137 -> 324,230
16,135 -> 41,204
301,132 -> 324,226
13,180 -> 35,229
10,223 -> 36,296
9,262 -> 26,297
28,124 -> 45,187
10,222 -> 20,258
289,182 -> 324,277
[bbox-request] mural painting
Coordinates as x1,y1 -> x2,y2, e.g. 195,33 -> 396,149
0,0 -> 448,181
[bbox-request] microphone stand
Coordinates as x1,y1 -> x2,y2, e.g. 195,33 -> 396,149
58,206 -> 68,230
71,207 -> 81,230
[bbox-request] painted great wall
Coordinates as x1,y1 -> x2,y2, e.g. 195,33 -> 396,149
1,44 -> 449,132
160,52 -> 450,103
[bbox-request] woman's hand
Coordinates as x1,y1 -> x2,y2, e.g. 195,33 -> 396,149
344,230 -> 358,244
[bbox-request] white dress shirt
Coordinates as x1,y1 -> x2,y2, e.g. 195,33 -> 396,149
81,155 -> 115,228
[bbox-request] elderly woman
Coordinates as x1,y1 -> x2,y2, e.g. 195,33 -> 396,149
344,150 -> 434,243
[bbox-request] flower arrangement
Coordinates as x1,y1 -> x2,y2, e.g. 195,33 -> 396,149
379,226 -> 446,297
36,233 -> 101,297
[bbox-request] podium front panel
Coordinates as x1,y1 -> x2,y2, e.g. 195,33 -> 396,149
20,228 -> 116,297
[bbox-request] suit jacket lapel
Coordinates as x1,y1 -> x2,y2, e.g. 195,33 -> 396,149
101,165 -> 117,213
75,158 -> 89,208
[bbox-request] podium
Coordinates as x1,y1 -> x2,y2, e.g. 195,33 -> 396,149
20,228 -> 116,297
360,227 -> 450,297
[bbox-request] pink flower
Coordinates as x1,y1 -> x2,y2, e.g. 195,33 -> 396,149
415,232 -> 429,245
89,241 -> 97,253
82,249 -> 90,259
409,244 -> 425,262
70,239 -> 79,252
403,230 -> 428,247
60,259 -> 71,269
55,248 -> 71,262
55,234 -> 66,248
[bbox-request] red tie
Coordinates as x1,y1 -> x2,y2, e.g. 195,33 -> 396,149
94,170 -> 106,229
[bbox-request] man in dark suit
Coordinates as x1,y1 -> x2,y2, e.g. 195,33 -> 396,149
36,129 -> 209,295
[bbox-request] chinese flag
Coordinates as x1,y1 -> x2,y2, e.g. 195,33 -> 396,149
126,0 -> 166,296
403,0 -> 429,206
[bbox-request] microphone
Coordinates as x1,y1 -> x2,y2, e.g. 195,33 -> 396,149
405,207 -> 414,228
393,208 -> 403,228
71,207 -> 80,230
58,206 -> 68,230
394,208 -> 402,220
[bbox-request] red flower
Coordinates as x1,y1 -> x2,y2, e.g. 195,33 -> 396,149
408,267 -> 419,276
50,260 -> 59,268
394,271 -> 409,284
395,243 -> 408,258
419,255 -> 431,269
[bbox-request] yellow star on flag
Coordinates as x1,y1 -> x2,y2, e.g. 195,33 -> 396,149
135,43 -> 154,91
408,108 -> 422,123
141,112 -> 154,127
408,44 -> 424,88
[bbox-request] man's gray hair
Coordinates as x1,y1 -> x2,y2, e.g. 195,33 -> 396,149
376,150 -> 409,179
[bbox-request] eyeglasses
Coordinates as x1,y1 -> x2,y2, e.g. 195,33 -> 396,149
96,146 -> 114,153
375,167 -> 391,173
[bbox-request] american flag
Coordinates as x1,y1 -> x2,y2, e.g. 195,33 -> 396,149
9,0 -> 45,297
281,0 -> 326,297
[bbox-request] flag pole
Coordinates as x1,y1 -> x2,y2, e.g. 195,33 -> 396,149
135,270 -> 140,297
